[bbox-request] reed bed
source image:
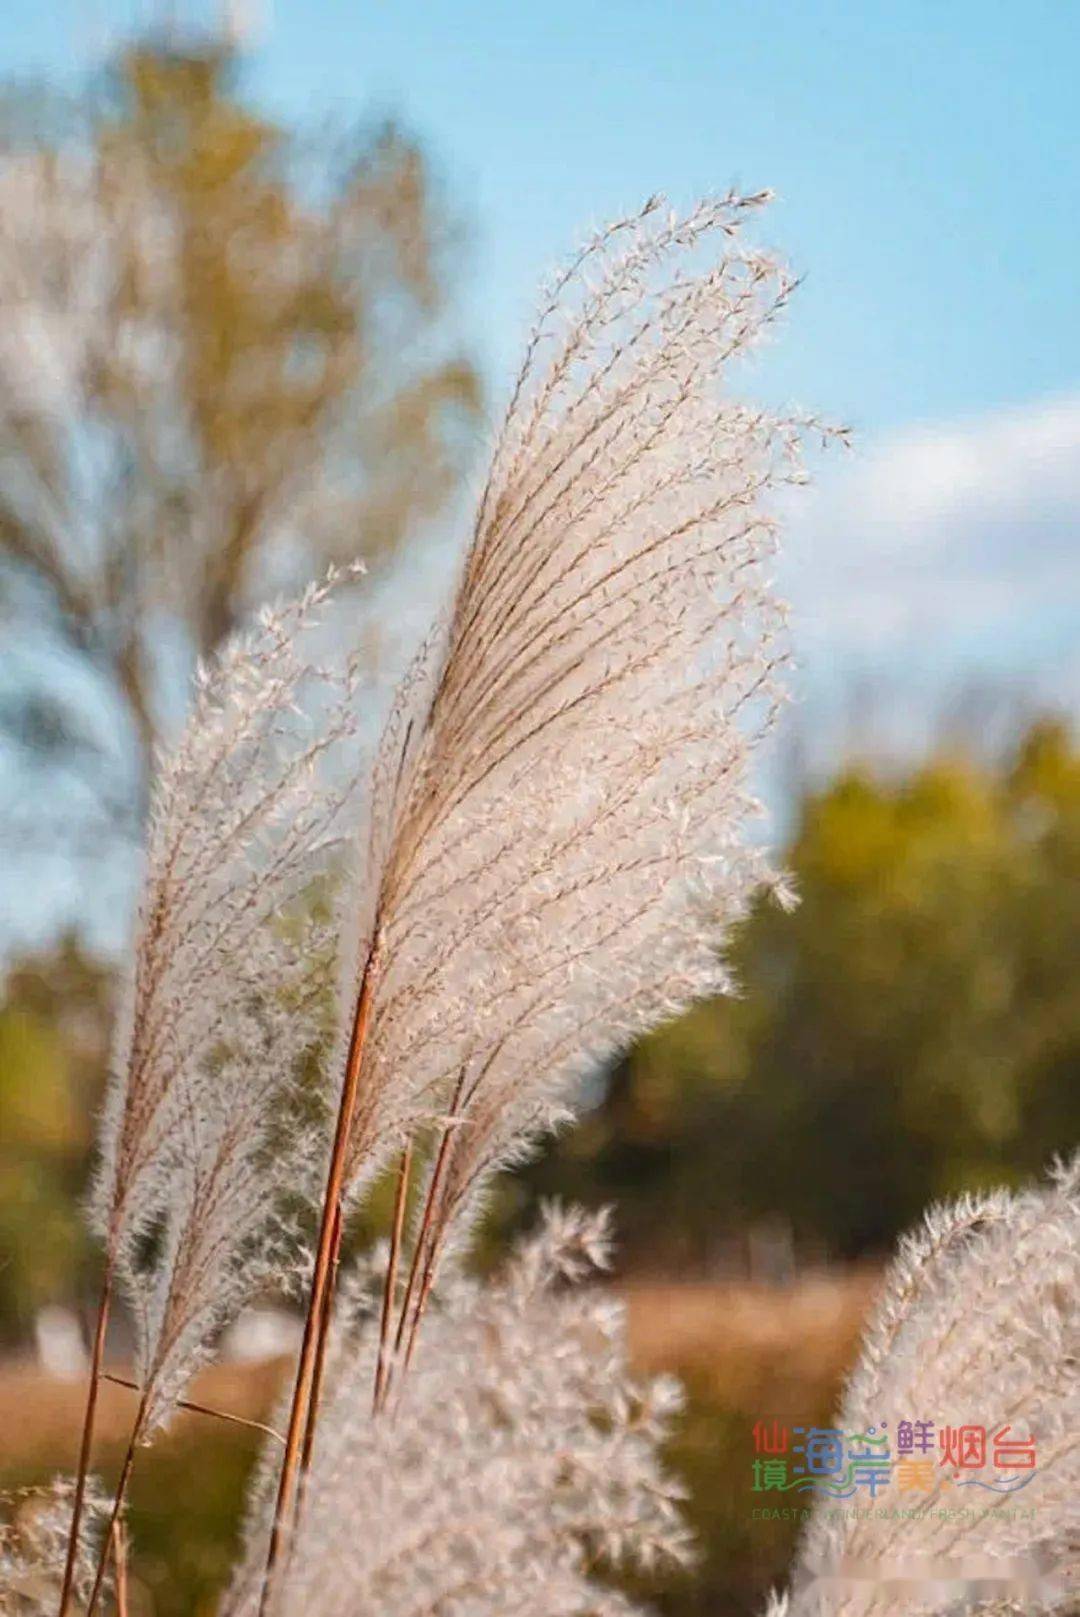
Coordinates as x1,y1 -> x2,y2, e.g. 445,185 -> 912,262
9,190 -> 1070,1617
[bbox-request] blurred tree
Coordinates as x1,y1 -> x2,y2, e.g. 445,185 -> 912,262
0,31 -> 480,1333
0,36 -> 479,792
517,720 -> 1080,1267
1000,721 -> 1080,1168
0,940 -> 110,1341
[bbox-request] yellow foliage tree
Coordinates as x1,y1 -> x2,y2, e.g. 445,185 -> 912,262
0,39 -> 479,767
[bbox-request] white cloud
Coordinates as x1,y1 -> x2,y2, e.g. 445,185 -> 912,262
779,395 -> 1080,754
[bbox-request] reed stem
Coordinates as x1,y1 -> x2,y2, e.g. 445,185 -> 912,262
58,1260 -> 114,1617
292,1198 -> 342,1537
259,940 -> 379,1613
112,1520 -> 129,1617
401,1235 -> 441,1379
380,1081 -> 462,1412
372,1143 -> 413,1412
101,1373 -> 285,1446
85,1395 -> 146,1617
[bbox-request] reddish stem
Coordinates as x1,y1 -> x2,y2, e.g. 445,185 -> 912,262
112,1520 -> 129,1617
259,941 -> 379,1613
85,1395 -> 146,1617
293,1198 -> 343,1534
58,1261 -> 114,1617
373,1143 -> 414,1412
381,1078 -> 464,1411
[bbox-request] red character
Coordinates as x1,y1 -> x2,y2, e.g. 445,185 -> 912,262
993,1426 -> 1036,1470
939,1425 -> 986,1469
753,1420 -> 790,1455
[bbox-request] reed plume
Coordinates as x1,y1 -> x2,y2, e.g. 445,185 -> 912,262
767,1158 -> 1080,1616
228,1205 -> 691,1616
263,191 -> 823,1574
27,182 -> 1075,1617
2,1480 -> 107,1615
60,571 -> 365,1612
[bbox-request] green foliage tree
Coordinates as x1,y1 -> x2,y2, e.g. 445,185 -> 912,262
0,941 -> 110,1340
521,720 -> 1080,1265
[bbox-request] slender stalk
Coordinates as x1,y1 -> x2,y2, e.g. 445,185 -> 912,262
385,1270 -> 435,1429
111,1520 -> 129,1617
389,1207 -> 428,1372
392,1107 -> 460,1361
58,1260 -> 114,1617
292,1197 -> 342,1534
85,1395 -> 146,1617
259,939 -> 380,1612
401,1231 -> 441,1379
388,1218 -> 451,1426
380,1081 -> 463,1412
101,1373 -> 286,1446
372,1142 -> 413,1412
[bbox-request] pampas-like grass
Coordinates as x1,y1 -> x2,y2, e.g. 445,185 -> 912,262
52,191 -> 835,1610
227,1205 -> 692,1617
60,570 -> 366,1612
766,1159 -> 1080,1617
35,191 -> 1077,1617
338,192 -> 813,1228
263,193 -> 828,1578
2,1480 -> 108,1615
93,568 -> 366,1259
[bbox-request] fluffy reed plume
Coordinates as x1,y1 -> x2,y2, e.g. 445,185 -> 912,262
346,190 -> 811,1224
267,192 -> 825,1572
60,571 -> 365,1612
2,1480 -> 107,1615
766,1159 -> 1080,1617
228,1205 -> 691,1616
93,569 -> 365,1251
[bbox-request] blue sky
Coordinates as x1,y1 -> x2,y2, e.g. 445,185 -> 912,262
290,0 -> 1080,438
6,0 -> 1080,435
2,1 -> 1079,951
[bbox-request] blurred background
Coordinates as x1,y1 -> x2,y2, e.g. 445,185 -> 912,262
0,3 -> 1077,1613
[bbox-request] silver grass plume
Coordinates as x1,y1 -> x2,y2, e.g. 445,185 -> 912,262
263,191 -> 829,1588
96,569 -> 365,1424
767,1158 -> 1080,1617
229,1205 -> 692,1616
61,569 -> 366,1612
1,1480 -> 108,1614
334,189 -> 822,1286
94,568 -> 364,1263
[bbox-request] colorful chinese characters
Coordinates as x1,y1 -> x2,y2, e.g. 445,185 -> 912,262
750,1419 -> 1037,1498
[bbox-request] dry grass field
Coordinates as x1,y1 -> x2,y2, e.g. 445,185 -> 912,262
1,1270 -> 879,1465
625,1269 -> 877,1406
0,1270 -> 881,1615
